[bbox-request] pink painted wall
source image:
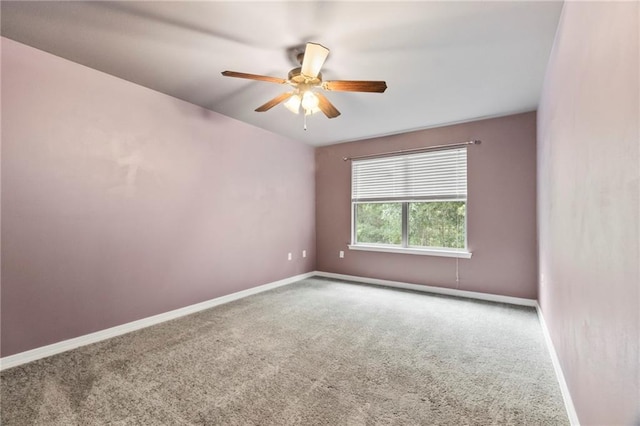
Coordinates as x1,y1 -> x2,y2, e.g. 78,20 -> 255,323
316,112 -> 538,299
537,2 -> 639,425
1,38 -> 316,357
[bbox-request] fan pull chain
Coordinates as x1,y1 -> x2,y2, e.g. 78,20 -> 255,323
303,112 -> 307,131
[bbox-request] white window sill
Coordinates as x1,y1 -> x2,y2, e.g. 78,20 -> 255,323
347,244 -> 472,259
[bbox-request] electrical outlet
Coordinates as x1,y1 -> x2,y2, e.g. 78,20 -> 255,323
288,253 -> 292,260
339,250 -> 344,258
302,250 -> 307,258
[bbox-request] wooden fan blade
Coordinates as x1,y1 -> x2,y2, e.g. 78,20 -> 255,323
315,93 -> 341,119
222,71 -> 287,84
301,43 -> 329,79
323,80 -> 387,93
255,92 -> 293,112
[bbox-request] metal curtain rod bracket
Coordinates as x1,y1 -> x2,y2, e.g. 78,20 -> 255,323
342,140 -> 481,161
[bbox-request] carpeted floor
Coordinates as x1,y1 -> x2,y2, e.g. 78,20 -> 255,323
1,278 -> 568,425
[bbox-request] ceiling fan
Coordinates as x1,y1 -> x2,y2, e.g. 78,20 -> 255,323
221,42 -> 387,122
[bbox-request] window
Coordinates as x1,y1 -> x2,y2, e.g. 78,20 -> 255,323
349,147 -> 470,258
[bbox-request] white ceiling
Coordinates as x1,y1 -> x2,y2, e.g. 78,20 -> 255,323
1,1 -> 562,146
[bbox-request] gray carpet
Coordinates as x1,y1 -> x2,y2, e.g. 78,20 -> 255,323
1,278 -> 568,425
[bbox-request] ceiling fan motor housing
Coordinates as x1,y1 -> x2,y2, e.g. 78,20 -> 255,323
288,67 -> 322,85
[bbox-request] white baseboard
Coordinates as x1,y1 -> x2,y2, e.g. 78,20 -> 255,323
2,269 -> 580,426
0,272 -> 314,371
313,271 -> 537,307
535,303 -> 580,426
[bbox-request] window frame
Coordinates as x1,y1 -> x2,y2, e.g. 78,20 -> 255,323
349,148 -> 472,259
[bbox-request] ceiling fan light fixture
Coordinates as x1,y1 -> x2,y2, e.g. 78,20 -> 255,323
301,91 -> 320,111
284,94 -> 301,114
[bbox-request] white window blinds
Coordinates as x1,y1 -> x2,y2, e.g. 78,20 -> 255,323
351,147 -> 467,202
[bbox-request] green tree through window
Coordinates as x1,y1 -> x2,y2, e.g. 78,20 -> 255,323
356,203 -> 402,245
409,201 -> 465,249
354,201 -> 465,249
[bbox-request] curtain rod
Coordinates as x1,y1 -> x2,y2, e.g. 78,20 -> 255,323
342,140 -> 481,161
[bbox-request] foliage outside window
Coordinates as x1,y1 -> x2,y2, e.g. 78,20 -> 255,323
351,148 -> 467,252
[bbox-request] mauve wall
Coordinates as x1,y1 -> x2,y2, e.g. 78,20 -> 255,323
537,3 -> 639,425
316,112 -> 537,299
1,38 -> 315,357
